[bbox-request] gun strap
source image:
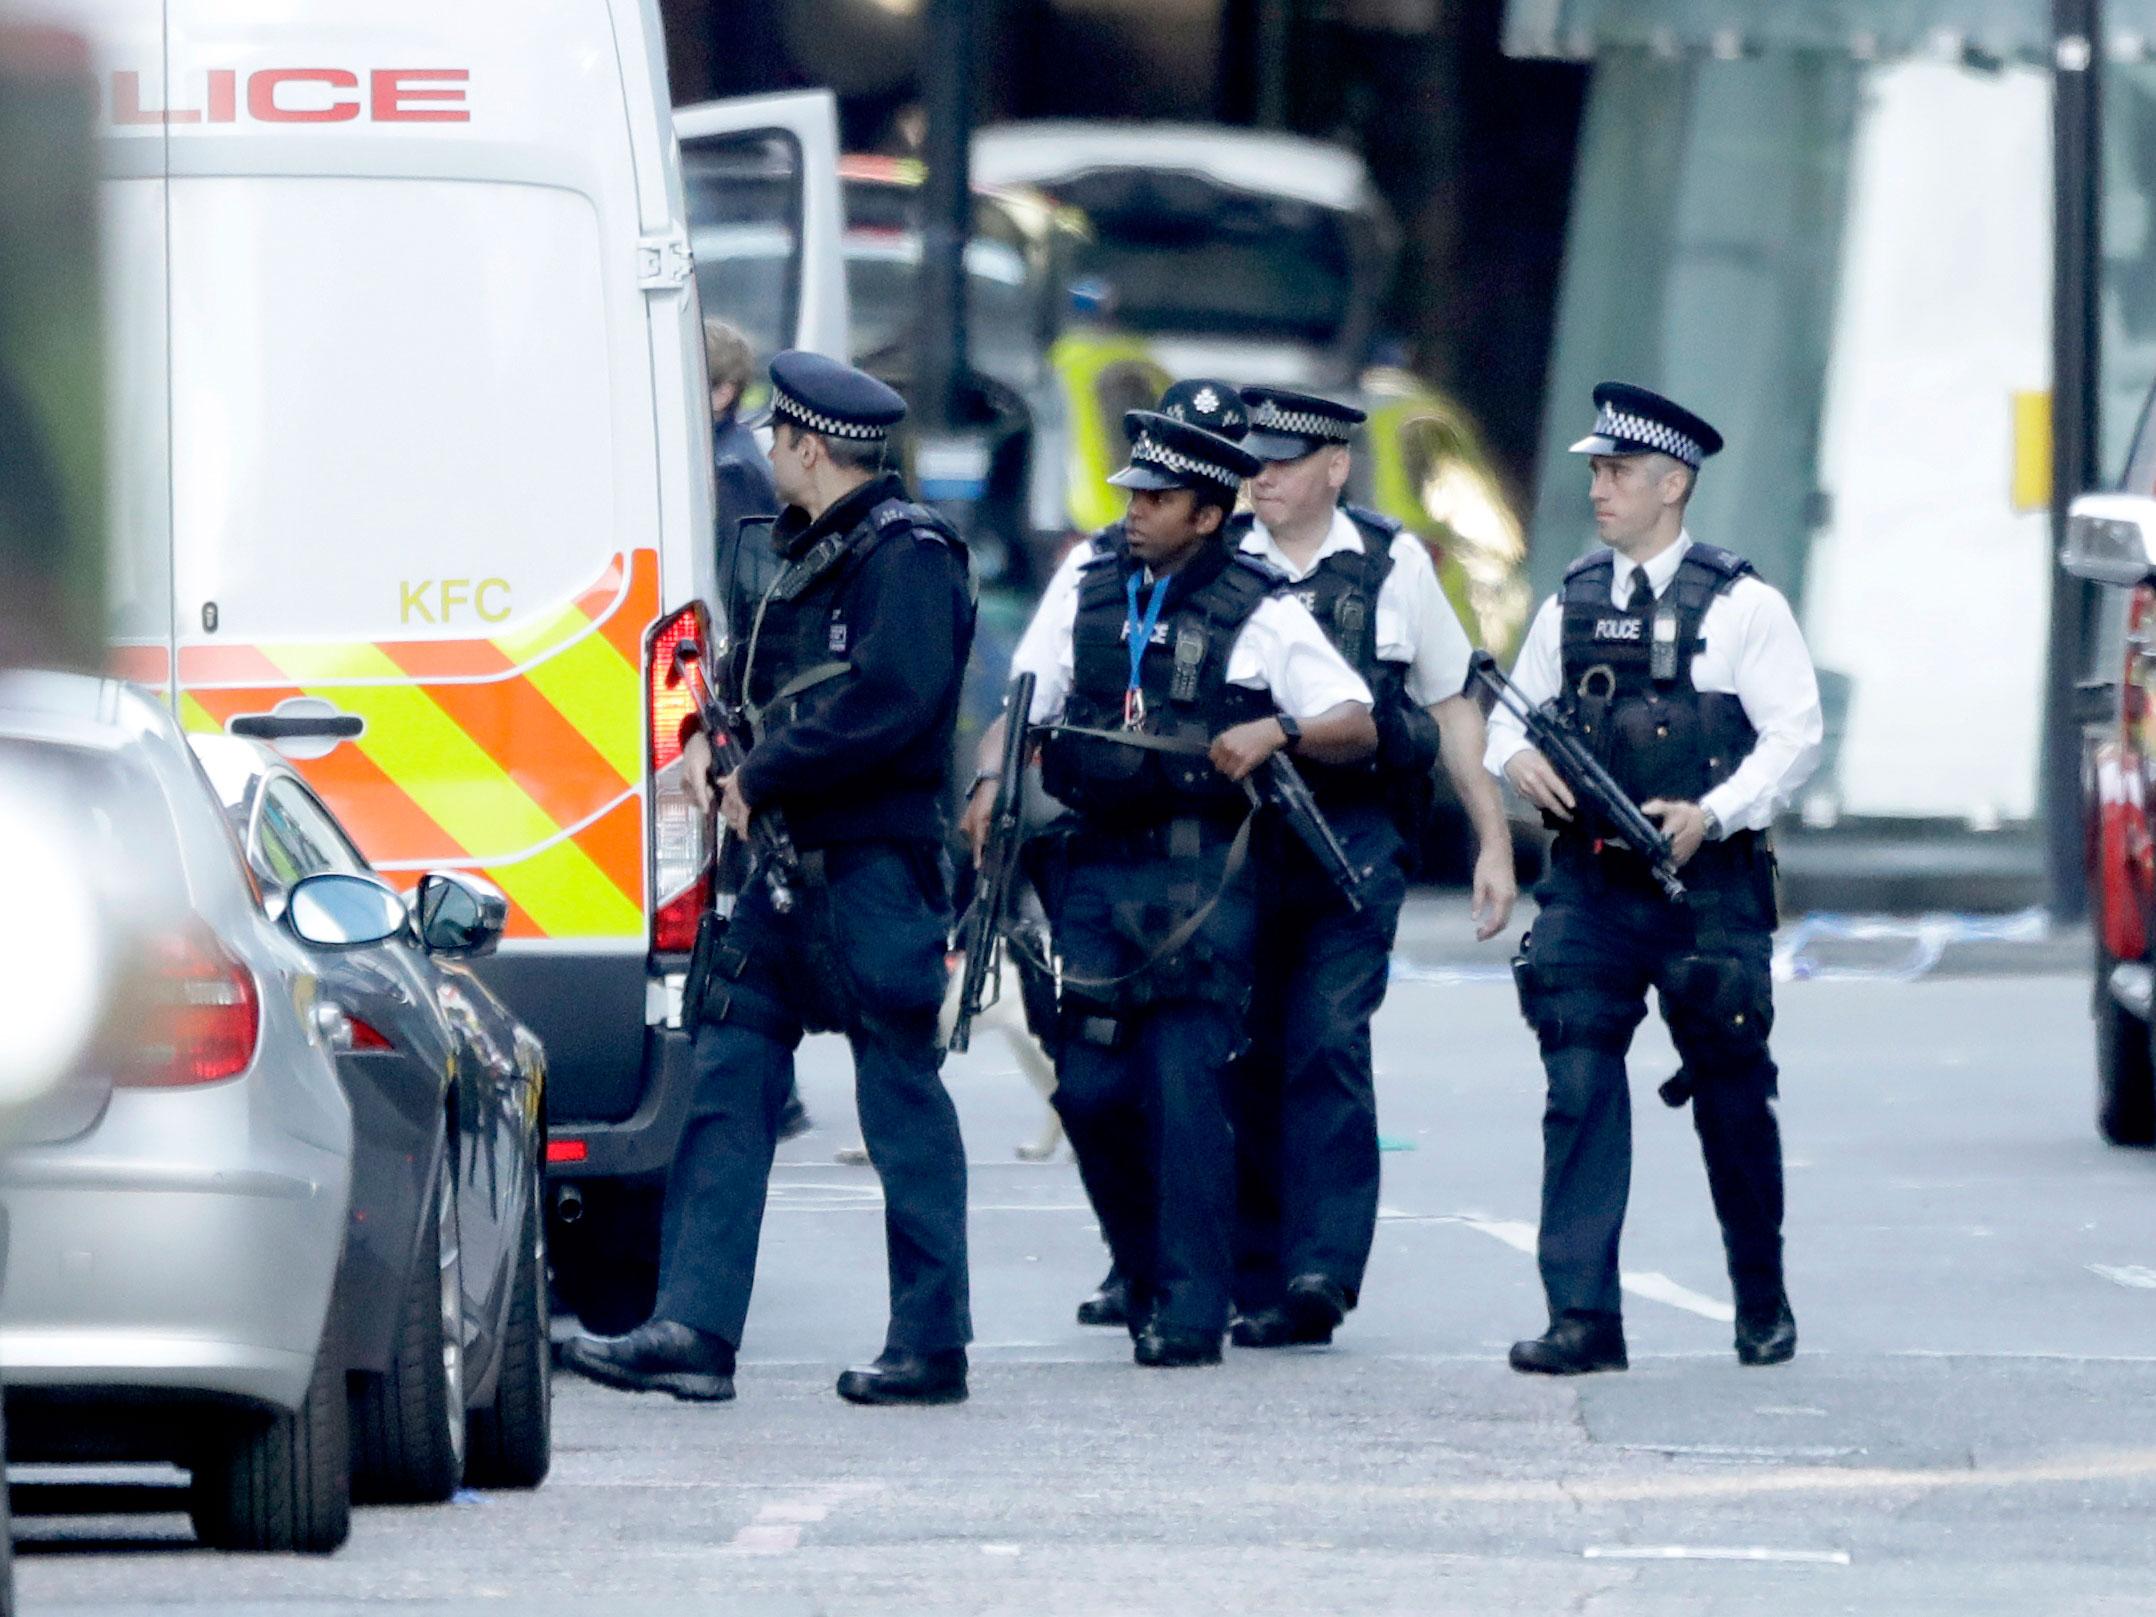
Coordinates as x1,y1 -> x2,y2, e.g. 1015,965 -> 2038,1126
747,660 -> 853,736
1054,806 -> 1256,994
1044,722 -> 1213,756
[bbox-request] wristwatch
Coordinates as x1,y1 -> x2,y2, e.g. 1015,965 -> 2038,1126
1699,805 -> 1724,842
1275,712 -> 1303,750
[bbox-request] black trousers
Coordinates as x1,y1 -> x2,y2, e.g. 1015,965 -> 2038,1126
1513,856 -> 1785,1324
1232,802 -> 1408,1313
1050,825 -> 1258,1337
654,841 -> 971,1355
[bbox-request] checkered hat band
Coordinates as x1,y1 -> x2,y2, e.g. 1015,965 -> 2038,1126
1132,434 -> 1239,487
1251,403 -> 1353,442
1594,405 -> 1700,466
772,387 -> 887,441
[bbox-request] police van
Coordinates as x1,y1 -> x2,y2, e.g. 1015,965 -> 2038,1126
88,0 -> 847,1326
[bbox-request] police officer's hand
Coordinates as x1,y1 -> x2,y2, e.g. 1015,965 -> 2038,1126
1210,718 -> 1288,782
1504,748 -> 1575,821
1641,798 -> 1708,867
1471,845 -> 1517,941
716,771 -> 752,840
960,779 -> 996,868
683,731 -> 717,816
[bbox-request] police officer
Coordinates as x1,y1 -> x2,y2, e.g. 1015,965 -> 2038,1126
1488,383 -> 1823,1375
1226,386 -> 1517,1349
965,377 -> 1253,1335
996,411 -> 1376,1366
564,351 -> 977,1406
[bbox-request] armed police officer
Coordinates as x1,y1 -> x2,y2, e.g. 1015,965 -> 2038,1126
1488,383 -> 1822,1375
995,410 -> 1375,1366
564,352 -> 977,1407
962,377 -> 1254,1335
1226,386 -> 1517,1350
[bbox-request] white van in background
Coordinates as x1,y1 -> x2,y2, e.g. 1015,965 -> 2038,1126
85,0 -> 847,1327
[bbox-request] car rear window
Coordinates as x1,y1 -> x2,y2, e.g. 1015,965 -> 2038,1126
0,737 -> 189,913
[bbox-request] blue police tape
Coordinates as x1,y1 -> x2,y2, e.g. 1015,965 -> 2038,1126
1771,907 -> 2050,983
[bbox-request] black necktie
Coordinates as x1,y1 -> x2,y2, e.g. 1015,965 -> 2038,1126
1625,566 -> 1653,615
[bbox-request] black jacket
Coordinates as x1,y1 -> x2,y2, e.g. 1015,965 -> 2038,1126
735,474 -> 975,848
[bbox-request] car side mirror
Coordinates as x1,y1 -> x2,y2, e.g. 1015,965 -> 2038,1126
285,873 -> 409,950
414,871 -> 507,959
2064,494 -> 2156,586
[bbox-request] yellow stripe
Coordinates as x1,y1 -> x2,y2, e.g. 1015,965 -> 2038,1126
178,693 -> 222,734
509,624 -> 642,785
251,642 -> 633,938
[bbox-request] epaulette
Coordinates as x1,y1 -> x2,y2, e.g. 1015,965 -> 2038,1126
1678,541 -> 1755,581
1563,549 -> 1614,581
1342,502 -> 1403,538
871,498 -> 961,549
1229,551 -> 1289,590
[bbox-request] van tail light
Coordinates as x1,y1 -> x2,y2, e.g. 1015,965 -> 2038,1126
124,926 -> 261,1086
647,602 -> 714,954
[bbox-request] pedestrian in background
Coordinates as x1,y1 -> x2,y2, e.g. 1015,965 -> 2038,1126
1490,383 -> 1822,1376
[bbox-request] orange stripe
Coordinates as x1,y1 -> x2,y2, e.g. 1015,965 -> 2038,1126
595,549 -> 659,668
178,643 -> 290,685
567,791 -> 645,913
373,636 -> 515,681
297,732 -> 471,868
183,685 -> 272,726
370,651 -> 627,831
108,644 -> 170,684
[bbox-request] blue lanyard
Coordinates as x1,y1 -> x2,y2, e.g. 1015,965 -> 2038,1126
1124,571 -> 1170,704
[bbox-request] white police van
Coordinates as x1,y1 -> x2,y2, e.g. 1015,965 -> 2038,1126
81,0 -> 847,1326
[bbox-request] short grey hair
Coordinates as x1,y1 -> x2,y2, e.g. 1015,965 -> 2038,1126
702,318 -> 754,397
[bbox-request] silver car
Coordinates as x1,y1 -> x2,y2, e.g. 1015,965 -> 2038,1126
0,674 -> 385,1553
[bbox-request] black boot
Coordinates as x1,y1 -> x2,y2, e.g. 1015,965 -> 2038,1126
1075,1268 -> 1130,1328
562,1319 -> 736,1402
1134,1322 -> 1223,1368
1229,1307 -> 1295,1348
1509,1314 -> 1628,1376
836,1348 -> 969,1406
1735,1294 -> 1797,1366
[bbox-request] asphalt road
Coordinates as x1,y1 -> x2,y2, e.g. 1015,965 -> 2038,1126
17,902 -> 2156,1615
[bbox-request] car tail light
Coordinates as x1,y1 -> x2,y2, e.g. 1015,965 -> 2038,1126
125,926 -> 260,1086
647,602 -> 714,954
545,1137 -> 588,1165
347,1016 -> 394,1053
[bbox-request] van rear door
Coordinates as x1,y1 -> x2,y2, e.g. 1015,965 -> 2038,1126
675,91 -> 850,366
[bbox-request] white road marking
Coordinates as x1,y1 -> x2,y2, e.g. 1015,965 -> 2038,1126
1584,1546 -> 1850,1565
2089,1263 -> 2156,1289
721,1482 -> 882,1555
1612,1443 -> 1861,1461
1434,1213 -> 1735,1322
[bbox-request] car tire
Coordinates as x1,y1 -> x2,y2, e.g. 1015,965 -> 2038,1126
351,1136 -> 466,1503
2096,948 -> 2156,1147
465,1174 -> 552,1489
189,1333 -> 352,1553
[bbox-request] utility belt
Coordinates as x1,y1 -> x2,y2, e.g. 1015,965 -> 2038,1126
1548,826 -> 1777,925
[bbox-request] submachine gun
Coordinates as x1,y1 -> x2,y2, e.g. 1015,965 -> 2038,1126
1246,751 -> 1363,914
1468,649 -> 1687,904
946,672 -> 1036,1054
668,637 -> 801,916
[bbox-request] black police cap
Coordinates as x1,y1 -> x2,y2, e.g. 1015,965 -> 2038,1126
768,349 -> 907,442
1109,410 -> 1263,497
1156,378 -> 1249,441
1240,385 -> 1366,462
1571,381 -> 1723,468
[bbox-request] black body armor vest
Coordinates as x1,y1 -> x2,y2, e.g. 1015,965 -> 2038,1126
1039,544 -> 1277,825
1554,543 -> 1759,873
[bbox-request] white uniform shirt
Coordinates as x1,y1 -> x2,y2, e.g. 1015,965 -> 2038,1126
1240,509 -> 1475,707
1482,532 -> 1824,834
1010,542 -> 1372,726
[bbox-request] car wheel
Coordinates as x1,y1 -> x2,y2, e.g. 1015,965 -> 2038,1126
189,1333 -> 352,1553
465,1173 -> 552,1489
2096,947 -> 2156,1147
351,1136 -> 466,1503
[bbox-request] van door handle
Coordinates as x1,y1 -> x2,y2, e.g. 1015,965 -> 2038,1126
228,699 -> 367,759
